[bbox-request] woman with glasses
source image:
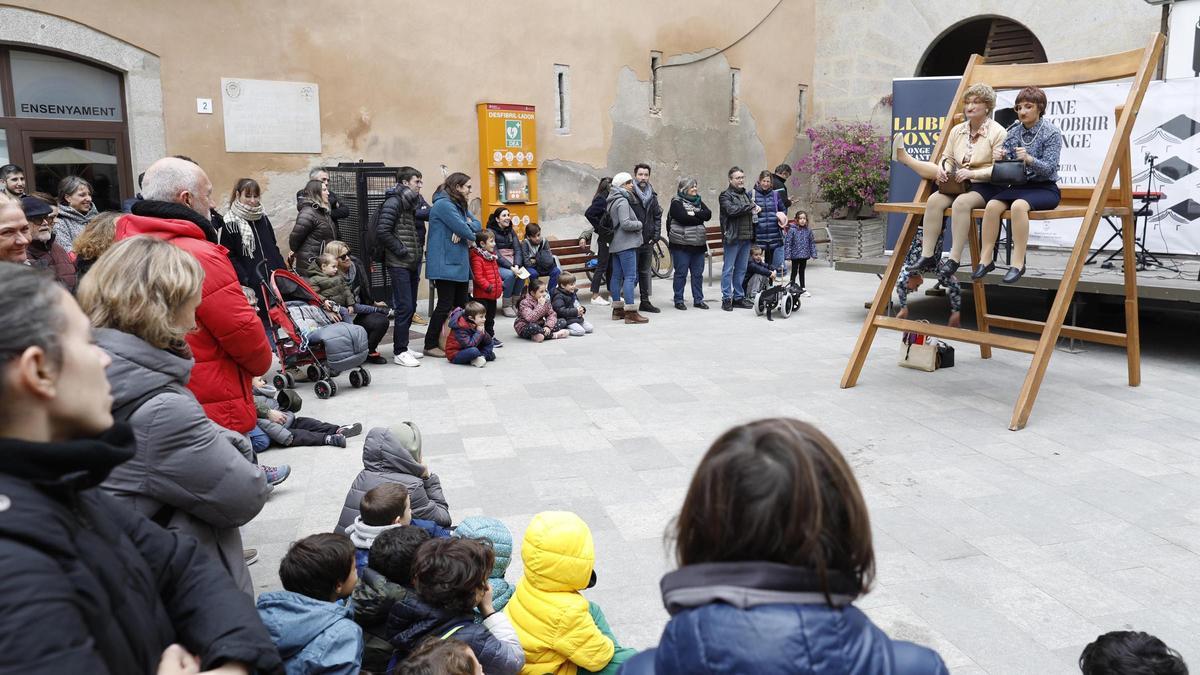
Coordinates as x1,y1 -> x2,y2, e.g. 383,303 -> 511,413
324,240 -> 391,364
421,172 -> 482,358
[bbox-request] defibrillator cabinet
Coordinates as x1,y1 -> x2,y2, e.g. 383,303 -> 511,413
477,103 -> 538,236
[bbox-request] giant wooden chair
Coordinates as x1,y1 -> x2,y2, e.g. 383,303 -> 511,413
842,34 -> 1165,431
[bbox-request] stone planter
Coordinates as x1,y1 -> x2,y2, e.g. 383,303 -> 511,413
826,216 -> 886,261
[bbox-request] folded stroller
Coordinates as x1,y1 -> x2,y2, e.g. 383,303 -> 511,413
262,268 -> 371,399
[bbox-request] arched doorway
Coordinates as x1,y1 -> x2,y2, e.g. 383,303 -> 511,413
917,16 -> 1047,77
0,47 -> 132,210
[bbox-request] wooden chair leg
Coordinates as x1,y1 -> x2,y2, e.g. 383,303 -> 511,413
966,219 -> 992,359
841,214 -> 918,388
1119,150 -> 1141,387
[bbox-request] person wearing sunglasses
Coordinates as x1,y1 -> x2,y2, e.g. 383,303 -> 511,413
22,193 -> 76,292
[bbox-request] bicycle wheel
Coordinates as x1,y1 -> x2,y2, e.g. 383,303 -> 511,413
652,237 -> 672,279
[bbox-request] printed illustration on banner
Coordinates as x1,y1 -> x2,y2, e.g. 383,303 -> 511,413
505,120 -> 522,148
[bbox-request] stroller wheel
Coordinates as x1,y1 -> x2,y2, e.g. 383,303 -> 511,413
328,379 -> 339,397
753,290 -> 766,316
272,373 -> 288,390
284,372 -> 296,389
314,380 -> 332,400
781,295 -> 794,318
359,368 -> 372,387
349,370 -> 363,388
306,365 -> 321,382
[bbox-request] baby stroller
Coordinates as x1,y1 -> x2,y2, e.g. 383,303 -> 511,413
753,279 -> 802,321
262,268 -> 372,399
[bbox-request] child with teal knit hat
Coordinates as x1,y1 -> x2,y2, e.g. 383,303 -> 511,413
453,516 -> 514,610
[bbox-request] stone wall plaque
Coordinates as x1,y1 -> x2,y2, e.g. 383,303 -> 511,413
221,78 -> 320,153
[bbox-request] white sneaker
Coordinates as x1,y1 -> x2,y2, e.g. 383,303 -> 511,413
394,352 -> 421,367
801,290 -> 812,298
591,295 -> 611,306
470,356 -> 487,368
406,349 -> 425,360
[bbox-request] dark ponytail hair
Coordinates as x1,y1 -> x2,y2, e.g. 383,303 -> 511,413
439,173 -> 471,212
486,206 -> 509,230
593,176 -> 613,199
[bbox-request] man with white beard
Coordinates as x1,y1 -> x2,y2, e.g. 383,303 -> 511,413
22,195 -> 77,291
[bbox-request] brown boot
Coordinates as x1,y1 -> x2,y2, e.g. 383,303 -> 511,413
612,302 -> 625,321
624,309 -> 649,324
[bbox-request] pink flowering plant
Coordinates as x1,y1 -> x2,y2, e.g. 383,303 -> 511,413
797,121 -> 890,218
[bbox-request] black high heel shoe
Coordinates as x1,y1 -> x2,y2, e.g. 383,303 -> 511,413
970,261 -> 995,280
1002,266 -> 1026,284
914,255 -> 939,272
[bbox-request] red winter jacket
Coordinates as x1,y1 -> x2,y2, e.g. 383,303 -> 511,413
469,248 -> 503,300
116,210 -> 271,433
443,306 -> 490,362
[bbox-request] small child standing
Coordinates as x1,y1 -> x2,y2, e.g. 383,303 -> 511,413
782,210 -> 817,297
743,245 -> 778,298
515,279 -> 568,342
521,223 -> 561,292
470,230 -> 504,346
444,302 -> 497,368
551,272 -> 594,336
256,533 -> 364,674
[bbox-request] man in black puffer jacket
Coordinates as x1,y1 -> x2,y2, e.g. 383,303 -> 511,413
376,167 -> 427,367
0,262 -> 282,675
629,163 -> 663,314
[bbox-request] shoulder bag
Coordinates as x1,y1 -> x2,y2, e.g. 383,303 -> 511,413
937,157 -> 968,196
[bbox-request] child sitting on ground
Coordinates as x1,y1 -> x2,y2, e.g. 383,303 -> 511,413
515,279 -> 568,342
521,223 -> 561,291
256,533 -> 363,674
505,511 -> 637,675
743,245 -> 779,298
394,637 -> 483,675
345,484 -> 451,571
551,272 -> 594,337
453,516 -> 516,611
782,210 -> 817,297
252,377 -> 362,450
1079,630 -> 1188,675
337,423 -> 453,533
470,230 -> 504,346
387,538 -> 525,675
444,302 -> 496,368
351,526 -> 431,674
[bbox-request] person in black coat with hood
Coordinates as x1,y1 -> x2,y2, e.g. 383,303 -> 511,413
295,168 -> 350,232
0,262 -> 282,675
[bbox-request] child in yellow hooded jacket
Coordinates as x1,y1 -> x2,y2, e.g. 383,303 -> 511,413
504,512 -> 637,675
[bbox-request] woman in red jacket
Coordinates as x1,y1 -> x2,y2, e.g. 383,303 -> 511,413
469,229 -> 505,346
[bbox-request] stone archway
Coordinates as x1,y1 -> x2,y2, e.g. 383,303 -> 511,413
0,5 -> 164,175
917,16 -> 1047,77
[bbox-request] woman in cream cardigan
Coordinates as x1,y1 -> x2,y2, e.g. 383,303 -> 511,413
894,83 -> 1007,276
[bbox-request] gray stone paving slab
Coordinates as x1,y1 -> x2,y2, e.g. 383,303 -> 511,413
247,262 -> 1200,673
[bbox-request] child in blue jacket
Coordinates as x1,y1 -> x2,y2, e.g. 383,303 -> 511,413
256,533 -> 363,675
782,210 -> 817,296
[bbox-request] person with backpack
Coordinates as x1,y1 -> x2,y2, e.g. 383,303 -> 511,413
582,177 -> 614,306
374,167 -> 427,368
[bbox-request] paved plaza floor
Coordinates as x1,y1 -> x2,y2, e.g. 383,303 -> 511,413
245,262 -> 1200,674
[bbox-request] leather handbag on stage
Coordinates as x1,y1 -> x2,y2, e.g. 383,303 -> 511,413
990,159 -> 1028,186
937,157 -> 968,196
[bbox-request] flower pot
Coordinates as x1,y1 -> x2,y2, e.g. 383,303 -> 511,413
826,217 -> 886,260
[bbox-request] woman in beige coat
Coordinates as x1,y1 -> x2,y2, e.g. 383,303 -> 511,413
894,83 -> 1007,276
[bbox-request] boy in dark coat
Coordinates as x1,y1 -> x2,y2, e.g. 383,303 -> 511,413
550,272 -> 594,336
444,302 -> 496,368
520,223 -> 560,291
351,526 -> 431,673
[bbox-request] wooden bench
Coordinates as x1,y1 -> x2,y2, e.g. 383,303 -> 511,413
549,238 -> 593,277
843,34 -> 1165,431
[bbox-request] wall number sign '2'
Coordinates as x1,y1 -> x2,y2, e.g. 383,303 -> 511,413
196,98 -> 213,114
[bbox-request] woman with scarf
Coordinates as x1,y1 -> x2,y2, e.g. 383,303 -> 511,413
666,177 -> 712,310
221,179 -> 286,315
55,176 -> 99,254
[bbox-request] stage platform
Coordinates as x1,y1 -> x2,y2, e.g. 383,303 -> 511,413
836,249 -> 1200,306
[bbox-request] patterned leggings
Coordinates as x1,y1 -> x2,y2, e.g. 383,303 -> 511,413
896,227 -> 962,312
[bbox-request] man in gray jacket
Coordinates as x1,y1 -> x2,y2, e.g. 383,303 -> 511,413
718,166 -> 760,311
